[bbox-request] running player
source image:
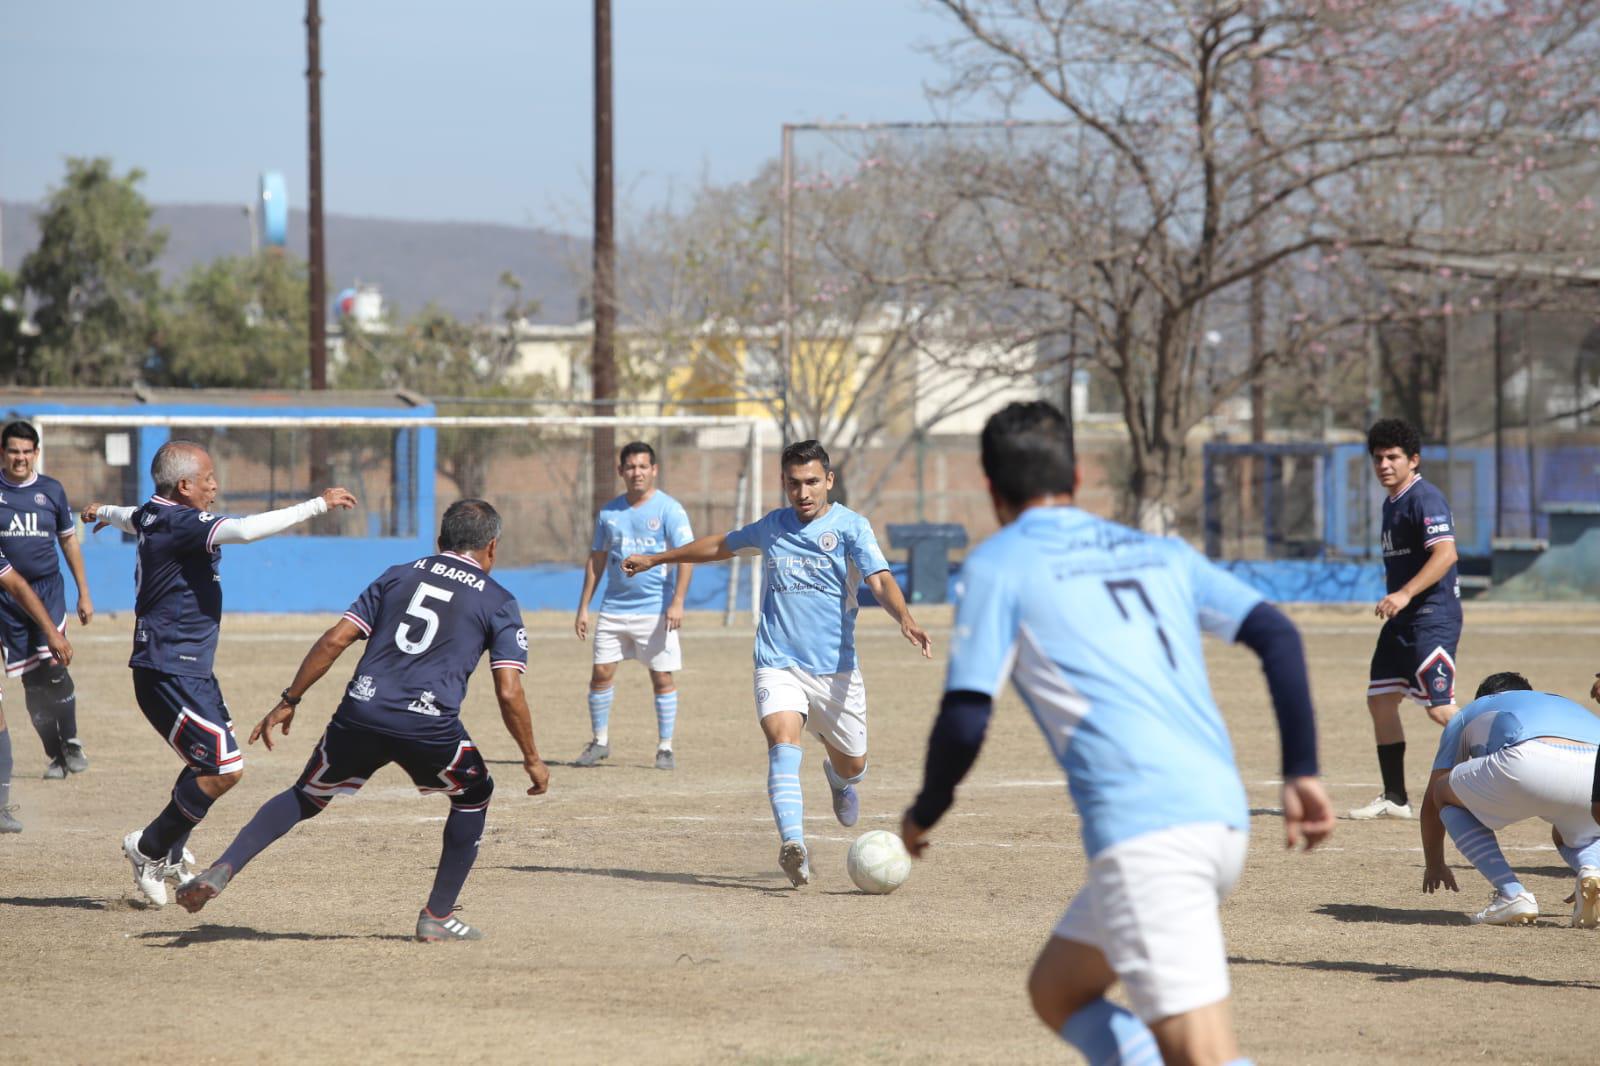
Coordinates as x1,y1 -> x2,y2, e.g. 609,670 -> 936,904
623,439 -> 930,887
0,421 -> 95,778
573,442 -> 694,770
82,439 -> 355,906
902,401 -> 1334,1066
0,545 -> 75,833
1351,418 -> 1462,820
1421,672 -> 1600,927
175,499 -> 549,941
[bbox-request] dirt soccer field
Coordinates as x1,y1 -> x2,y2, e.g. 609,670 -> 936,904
4,603 -> 1600,1065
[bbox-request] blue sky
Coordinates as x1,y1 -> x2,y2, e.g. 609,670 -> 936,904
1,0 -> 1005,229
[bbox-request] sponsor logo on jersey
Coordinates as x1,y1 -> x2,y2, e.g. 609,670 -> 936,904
818,531 -> 839,552
407,690 -> 442,716
142,511 -> 157,526
515,627 -> 528,651
4,512 -> 40,535
1425,523 -> 1449,534
349,675 -> 377,702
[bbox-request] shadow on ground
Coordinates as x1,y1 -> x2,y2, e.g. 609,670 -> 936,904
0,895 -> 109,910
1231,954 -> 1600,990
136,925 -> 414,948
499,863 -> 792,895
1314,903 -> 1471,926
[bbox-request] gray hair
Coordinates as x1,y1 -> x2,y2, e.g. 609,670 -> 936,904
151,440 -> 207,497
439,498 -> 503,553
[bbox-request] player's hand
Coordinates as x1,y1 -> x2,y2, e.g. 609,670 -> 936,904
1590,673 -> 1600,705
76,595 -> 93,626
80,504 -> 113,533
524,755 -> 550,796
575,608 -> 589,641
1423,859 -> 1458,894
621,554 -> 655,577
1375,590 -> 1411,619
665,602 -> 684,631
251,701 -> 296,751
1280,776 -> 1335,851
902,618 -> 933,658
45,630 -> 72,668
900,810 -> 932,859
320,487 -> 357,511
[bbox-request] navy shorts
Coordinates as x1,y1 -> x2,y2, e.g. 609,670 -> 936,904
0,571 -> 66,678
132,667 -> 243,774
1368,613 -> 1461,707
295,716 -> 492,811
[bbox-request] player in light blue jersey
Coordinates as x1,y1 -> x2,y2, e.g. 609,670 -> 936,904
574,442 -> 694,770
624,439 -> 930,887
901,402 -> 1333,1066
1421,671 -> 1600,927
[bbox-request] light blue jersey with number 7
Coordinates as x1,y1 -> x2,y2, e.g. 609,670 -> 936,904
945,507 -> 1265,857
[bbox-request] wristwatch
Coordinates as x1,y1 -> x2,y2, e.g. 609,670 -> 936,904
280,688 -> 303,707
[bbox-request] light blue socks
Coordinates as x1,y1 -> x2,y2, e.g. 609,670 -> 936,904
1441,804 -> 1525,897
655,690 -> 678,749
1059,999 -> 1161,1066
588,687 -> 614,745
767,743 -> 804,842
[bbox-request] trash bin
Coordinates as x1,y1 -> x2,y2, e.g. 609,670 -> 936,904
886,523 -> 968,605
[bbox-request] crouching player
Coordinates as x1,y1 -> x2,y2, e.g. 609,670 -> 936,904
902,402 -> 1334,1066
176,500 -> 550,941
1421,671 -> 1600,927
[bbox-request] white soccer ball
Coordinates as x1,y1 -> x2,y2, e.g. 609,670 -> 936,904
846,829 -> 912,894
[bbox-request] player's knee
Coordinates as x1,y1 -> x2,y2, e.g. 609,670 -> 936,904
1025,960 -> 1070,1029
452,776 -> 494,810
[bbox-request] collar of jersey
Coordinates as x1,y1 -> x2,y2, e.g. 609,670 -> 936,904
1388,475 -> 1421,502
0,472 -> 38,489
440,550 -> 483,570
150,495 -> 179,508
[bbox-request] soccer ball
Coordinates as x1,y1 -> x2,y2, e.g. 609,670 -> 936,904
846,829 -> 912,894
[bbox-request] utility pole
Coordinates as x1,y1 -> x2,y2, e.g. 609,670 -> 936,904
590,0 -> 618,515
306,0 -> 327,391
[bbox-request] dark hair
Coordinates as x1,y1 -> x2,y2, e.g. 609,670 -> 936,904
1475,671 -> 1533,699
781,439 -> 831,474
618,441 -> 656,466
1,421 -> 39,450
980,402 -> 1076,507
1367,418 -> 1421,459
439,498 -> 503,552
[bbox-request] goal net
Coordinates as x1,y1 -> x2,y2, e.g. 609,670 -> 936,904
30,412 -> 767,624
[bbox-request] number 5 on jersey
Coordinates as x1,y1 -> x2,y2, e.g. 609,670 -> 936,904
396,583 -> 454,655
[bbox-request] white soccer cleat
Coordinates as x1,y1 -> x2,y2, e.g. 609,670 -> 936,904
1572,867 -> 1600,929
778,840 -> 811,888
1471,889 -> 1538,926
121,830 -> 169,908
164,848 -> 200,884
1347,794 -> 1414,820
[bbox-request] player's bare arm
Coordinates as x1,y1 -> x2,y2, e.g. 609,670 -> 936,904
665,562 -> 693,631
865,569 -> 932,658
493,666 -> 549,795
59,528 -> 94,624
251,618 -> 364,750
0,568 -> 72,666
1418,768 -> 1460,893
575,548 -> 607,640
1590,672 -> 1600,705
623,532 -> 734,575
1376,539 -> 1458,620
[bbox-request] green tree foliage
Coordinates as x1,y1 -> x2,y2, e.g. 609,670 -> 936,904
156,253 -> 309,388
5,157 -> 166,385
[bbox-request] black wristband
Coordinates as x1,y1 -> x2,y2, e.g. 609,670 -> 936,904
280,688 -> 302,707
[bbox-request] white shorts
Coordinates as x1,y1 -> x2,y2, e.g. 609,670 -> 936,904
1449,740 -> 1600,847
593,613 -> 681,672
1053,822 -> 1249,1023
754,665 -> 867,757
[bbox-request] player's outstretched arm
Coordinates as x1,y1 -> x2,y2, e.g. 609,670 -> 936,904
902,689 -> 994,858
575,549 -> 607,640
493,667 -> 549,796
1232,601 -> 1334,850
1419,769 -> 1459,894
252,617 -> 363,750
80,503 -> 138,534
211,487 -> 357,546
622,532 -> 734,576
865,569 -> 931,658
0,566 -> 71,667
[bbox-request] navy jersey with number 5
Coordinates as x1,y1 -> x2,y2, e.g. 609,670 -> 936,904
1380,476 -> 1460,620
130,496 -> 232,678
334,550 -> 528,741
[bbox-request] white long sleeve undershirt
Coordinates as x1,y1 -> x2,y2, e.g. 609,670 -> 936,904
92,497 -> 329,543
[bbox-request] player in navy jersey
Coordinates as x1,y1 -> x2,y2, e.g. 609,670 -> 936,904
83,439 -> 356,906
174,499 -> 550,942
0,421 -> 96,779
0,542 -> 76,833
1349,419 -> 1463,821
573,442 -> 694,770
901,402 -> 1333,1066
624,439 -> 930,888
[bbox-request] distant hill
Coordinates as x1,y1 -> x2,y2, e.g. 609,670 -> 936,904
1,201 -> 589,324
